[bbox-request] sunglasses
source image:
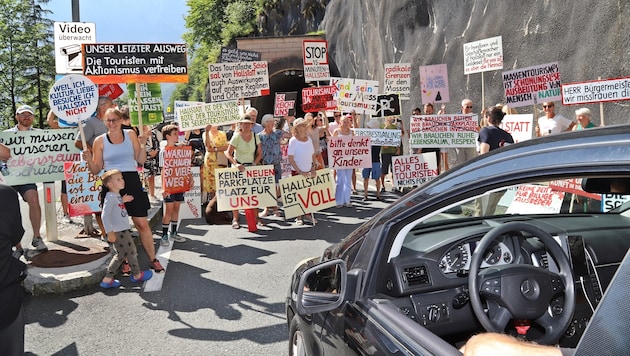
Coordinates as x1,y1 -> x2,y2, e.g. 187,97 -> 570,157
465,105 -> 473,109
542,105 -> 554,108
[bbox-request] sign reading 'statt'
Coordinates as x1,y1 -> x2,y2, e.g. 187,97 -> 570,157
215,165 -> 277,211
279,169 -> 336,219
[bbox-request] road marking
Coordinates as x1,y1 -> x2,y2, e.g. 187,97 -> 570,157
144,238 -> 173,292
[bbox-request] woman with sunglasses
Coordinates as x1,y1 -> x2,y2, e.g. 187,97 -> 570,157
536,101 -> 574,136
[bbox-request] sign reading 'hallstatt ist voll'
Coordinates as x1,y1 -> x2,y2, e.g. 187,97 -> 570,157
82,43 -> 188,84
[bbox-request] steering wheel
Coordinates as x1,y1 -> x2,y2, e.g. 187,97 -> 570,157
468,221 -> 575,344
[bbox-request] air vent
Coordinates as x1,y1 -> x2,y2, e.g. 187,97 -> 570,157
540,252 -> 549,270
403,265 -> 430,286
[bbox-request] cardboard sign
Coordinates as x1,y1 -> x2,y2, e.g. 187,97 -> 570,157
330,77 -> 379,115
127,83 -> 163,126
54,22 -> 96,74
392,153 -> 438,187
301,85 -> 337,113
327,136 -> 372,169
64,161 -> 102,217
219,47 -> 261,63
279,169 -> 336,219
176,101 -> 240,131
463,36 -> 503,75
502,62 -> 561,107
353,128 -> 401,147
505,185 -> 565,214
420,63 -> 450,104
409,115 -> 478,148
303,40 -> 330,81
274,92 -> 297,116
208,61 -> 270,102
549,178 -> 601,201
562,76 -> 630,105
384,63 -> 411,101
374,94 -> 401,118
500,114 -> 534,143
0,130 -> 81,185
82,43 -> 188,84
49,74 -> 98,123
161,146 -> 193,194
177,167 -> 202,220
215,165 -> 277,211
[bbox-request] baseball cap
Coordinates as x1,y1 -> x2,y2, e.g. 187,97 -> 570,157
16,105 -> 34,115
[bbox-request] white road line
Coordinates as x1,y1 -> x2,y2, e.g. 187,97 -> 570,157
144,238 -> 173,292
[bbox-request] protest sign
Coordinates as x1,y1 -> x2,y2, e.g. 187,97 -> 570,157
215,165 -> 277,211
505,185 -> 565,214
127,83 -> 163,126
303,40 -> 330,81
549,178 -> 601,201
162,146 -> 193,194
274,92 -> 297,116
208,61 -> 270,102
502,62 -> 561,107
330,77 -> 379,115
177,167 -> 202,220
463,36 -> 503,75
279,169 -> 336,219
280,144 -> 292,178
176,101 -> 240,131
220,47 -> 261,63
409,115 -> 478,148
0,130 -> 80,185
384,63 -> 411,101
562,76 -> 630,105
327,136 -> 372,169
392,153 -> 439,187
301,85 -> 337,112
54,22 -> 96,74
374,94 -> 401,118
82,43 -> 188,83
49,74 -> 98,123
353,128 -> 401,147
98,83 -> 124,100
420,63 -> 450,104
601,194 -> 630,212
500,114 -> 534,143
174,100 -> 203,124
64,161 -> 102,217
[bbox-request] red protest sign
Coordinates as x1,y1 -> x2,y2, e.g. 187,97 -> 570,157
301,85 -> 337,112
162,146 -> 193,194
98,84 -> 124,100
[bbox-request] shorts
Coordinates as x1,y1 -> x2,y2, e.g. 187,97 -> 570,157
381,153 -> 394,174
362,162 -> 382,180
164,192 -> 185,203
271,162 -> 282,183
12,183 -> 37,200
120,171 -> 150,217
61,180 -> 67,194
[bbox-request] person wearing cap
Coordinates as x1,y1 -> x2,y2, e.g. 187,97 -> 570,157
3,105 -> 47,253
288,117 -> 318,225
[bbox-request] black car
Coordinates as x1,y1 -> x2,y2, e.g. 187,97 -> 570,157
286,125 -> 630,355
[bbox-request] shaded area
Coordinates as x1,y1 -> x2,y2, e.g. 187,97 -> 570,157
30,249 -> 109,268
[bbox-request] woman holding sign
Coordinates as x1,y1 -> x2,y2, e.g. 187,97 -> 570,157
82,107 -> 165,273
288,117 -> 318,225
332,114 -> 355,208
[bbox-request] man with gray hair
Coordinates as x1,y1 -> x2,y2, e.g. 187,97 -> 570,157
246,107 -> 264,134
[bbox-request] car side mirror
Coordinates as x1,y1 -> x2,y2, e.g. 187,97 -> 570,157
296,259 -> 347,315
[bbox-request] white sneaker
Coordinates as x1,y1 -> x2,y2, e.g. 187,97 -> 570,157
169,233 -> 186,243
63,214 -> 73,224
160,234 -> 170,246
31,236 -> 48,251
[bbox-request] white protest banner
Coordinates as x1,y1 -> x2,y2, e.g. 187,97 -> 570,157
176,101 -> 240,131
49,74 -> 98,123
0,130 -> 81,185
601,194 -> 630,212
215,165 -> 277,211
549,178 -> 601,201
502,62 -> 561,107
54,22 -> 96,74
303,40 -> 330,81
301,85 -> 337,113
279,169 -> 336,219
177,167 -> 202,220
384,63 -> 411,101
463,36 -> 503,75
420,63 -> 450,104
500,114 -> 534,143
274,92 -> 297,116
374,94 -> 401,118
353,128 -> 401,147
562,77 -> 630,105
330,77 -> 379,115
64,161 -> 102,217
392,153 -> 438,187
327,136 -> 372,169
208,61 -> 270,102
505,185 -> 565,214
219,47 -> 261,63
174,100 -> 203,124
409,115 -> 478,149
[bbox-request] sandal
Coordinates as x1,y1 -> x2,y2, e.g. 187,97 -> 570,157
231,220 -> 240,229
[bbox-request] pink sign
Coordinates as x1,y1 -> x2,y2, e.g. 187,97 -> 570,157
420,64 -> 450,104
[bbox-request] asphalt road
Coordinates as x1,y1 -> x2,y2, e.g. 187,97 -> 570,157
22,187 -> 397,355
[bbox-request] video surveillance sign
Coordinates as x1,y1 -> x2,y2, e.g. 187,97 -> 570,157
54,22 -> 96,74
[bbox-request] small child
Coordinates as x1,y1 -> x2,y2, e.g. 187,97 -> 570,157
99,169 -> 153,288
159,124 -> 190,246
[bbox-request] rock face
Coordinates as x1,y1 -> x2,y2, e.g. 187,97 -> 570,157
320,0 -> 629,126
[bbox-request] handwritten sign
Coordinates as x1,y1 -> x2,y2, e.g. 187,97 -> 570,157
392,153 -> 438,187
0,130 -> 80,185
177,167 -> 202,220
409,115 -> 478,148
274,92 -> 297,116
176,101 -> 240,131
562,76 -> 630,105
502,62 -> 561,107
374,94 -> 401,118
162,146 -> 193,194
463,36 -> 503,75
384,63 -> 411,101
208,61 -> 270,102
353,129 -> 401,146
49,74 -> 98,123
505,185 -> 565,214
64,161 -> 102,217
327,136 -> 371,169
500,114 -> 534,143
330,77 -> 379,115
279,169 -> 336,219
301,85 -> 337,113
280,144 -> 292,178
303,40 -> 330,81
220,47 -> 261,63
215,165 -> 277,211
82,43 -> 188,84
127,83 -> 163,125
420,63 -> 450,104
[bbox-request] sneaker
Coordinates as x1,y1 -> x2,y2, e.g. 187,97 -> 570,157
63,214 -> 73,224
99,279 -> 121,289
345,203 -> 353,208
150,259 -> 165,273
169,232 -> 186,243
380,187 -> 386,193
160,234 -> 170,246
12,248 -> 24,260
121,261 -> 132,277
31,236 -> 48,252
130,270 -> 153,283
295,218 -> 304,226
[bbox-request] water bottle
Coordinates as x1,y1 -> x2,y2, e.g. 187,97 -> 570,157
0,161 -> 9,176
